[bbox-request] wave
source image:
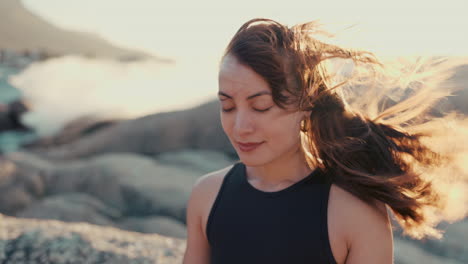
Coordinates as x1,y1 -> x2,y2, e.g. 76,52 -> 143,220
9,55 -> 218,137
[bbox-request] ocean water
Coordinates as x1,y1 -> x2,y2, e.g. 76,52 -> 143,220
8,56 -> 218,137
0,56 -> 222,152
0,65 -> 21,103
0,65 -> 37,153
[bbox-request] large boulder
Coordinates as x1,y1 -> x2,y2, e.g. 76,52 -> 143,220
0,214 -> 185,264
0,99 -> 31,132
23,115 -> 119,149
156,149 -> 237,173
394,219 -> 468,264
0,156 -> 45,214
41,152 -> 227,221
27,100 -> 235,160
16,193 -> 121,227
394,237 -> 462,264
445,64 -> 468,114
119,216 -> 187,238
2,150 -> 234,235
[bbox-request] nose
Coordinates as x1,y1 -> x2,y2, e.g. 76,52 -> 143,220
234,110 -> 254,135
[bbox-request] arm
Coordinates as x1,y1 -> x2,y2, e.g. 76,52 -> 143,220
344,199 -> 394,264
182,177 -> 211,264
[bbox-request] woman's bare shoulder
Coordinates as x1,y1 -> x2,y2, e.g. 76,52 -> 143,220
183,165 -> 236,263
193,164 -> 235,192
189,164 -> 236,239
328,184 -> 393,263
189,164 -> 235,210
330,184 -> 388,217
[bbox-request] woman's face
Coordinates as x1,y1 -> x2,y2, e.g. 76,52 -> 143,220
218,54 -> 305,167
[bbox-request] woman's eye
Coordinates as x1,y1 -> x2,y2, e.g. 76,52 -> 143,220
221,106 -> 273,113
221,108 -> 234,112
254,106 -> 273,112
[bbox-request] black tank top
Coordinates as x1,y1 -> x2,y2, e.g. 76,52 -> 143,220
206,162 -> 337,264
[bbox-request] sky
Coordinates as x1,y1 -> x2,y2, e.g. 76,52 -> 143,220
22,0 -> 467,63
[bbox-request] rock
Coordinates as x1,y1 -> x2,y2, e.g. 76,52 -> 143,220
435,219 -> 468,261
444,64 -> 468,115
394,219 -> 468,264
156,149 -> 236,174
119,216 -> 187,238
0,187 -> 34,216
0,99 -> 31,132
394,237 -> 463,264
44,151 -> 232,222
0,157 -> 45,214
41,153 -> 201,222
3,150 -> 232,224
0,214 -> 185,263
5,151 -> 55,171
24,115 -> 119,149
31,100 -> 235,160
16,193 -> 121,227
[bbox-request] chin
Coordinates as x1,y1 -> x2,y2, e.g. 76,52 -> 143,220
238,154 -> 271,167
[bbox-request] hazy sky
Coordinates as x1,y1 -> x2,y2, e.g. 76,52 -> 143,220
22,0 -> 467,63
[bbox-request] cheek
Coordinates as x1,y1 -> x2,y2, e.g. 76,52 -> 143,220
220,113 -> 232,135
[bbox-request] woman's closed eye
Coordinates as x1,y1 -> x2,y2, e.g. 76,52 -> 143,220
221,106 -> 273,113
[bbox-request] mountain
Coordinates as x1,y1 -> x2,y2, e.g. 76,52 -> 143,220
0,0 -> 169,61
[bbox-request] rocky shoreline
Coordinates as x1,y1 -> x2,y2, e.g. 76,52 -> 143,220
0,214 -> 185,263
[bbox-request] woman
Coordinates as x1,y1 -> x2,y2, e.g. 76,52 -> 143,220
183,18 -> 456,264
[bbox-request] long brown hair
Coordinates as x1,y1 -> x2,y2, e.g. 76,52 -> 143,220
222,18 -> 467,239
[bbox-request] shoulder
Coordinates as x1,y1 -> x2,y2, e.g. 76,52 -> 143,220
183,164 -> 235,263
191,163 -> 235,202
187,164 -> 236,239
328,184 -> 393,263
330,184 -> 389,222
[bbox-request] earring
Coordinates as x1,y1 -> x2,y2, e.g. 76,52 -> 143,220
300,119 -> 307,132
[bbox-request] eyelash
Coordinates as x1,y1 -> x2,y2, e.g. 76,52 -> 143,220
221,106 -> 272,113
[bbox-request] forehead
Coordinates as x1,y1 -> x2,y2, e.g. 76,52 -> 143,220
218,54 -> 270,94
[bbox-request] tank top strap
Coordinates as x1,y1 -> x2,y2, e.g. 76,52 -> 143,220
206,162 -> 242,243
319,174 -> 336,264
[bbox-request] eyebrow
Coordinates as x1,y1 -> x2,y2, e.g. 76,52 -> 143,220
218,91 -> 271,100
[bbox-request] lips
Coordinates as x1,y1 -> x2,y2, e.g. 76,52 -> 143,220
237,141 -> 264,152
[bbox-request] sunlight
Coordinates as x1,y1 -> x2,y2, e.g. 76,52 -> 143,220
22,0 -> 467,62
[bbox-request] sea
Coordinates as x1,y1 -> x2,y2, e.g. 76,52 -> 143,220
0,64 -> 37,152
0,56 -> 219,152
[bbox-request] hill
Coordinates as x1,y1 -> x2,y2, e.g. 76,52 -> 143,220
0,0 -> 168,61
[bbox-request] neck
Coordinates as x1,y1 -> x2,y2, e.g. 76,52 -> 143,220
245,146 -> 313,187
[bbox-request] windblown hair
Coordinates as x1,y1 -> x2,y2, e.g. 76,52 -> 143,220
222,18 -> 466,239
